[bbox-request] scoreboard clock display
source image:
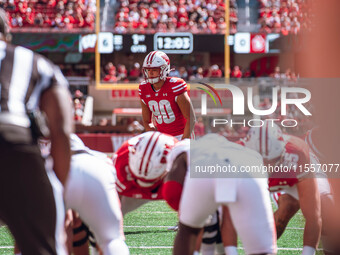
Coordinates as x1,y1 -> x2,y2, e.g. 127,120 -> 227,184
154,33 -> 193,54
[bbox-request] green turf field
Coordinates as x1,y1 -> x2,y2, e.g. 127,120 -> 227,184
0,201 -> 323,254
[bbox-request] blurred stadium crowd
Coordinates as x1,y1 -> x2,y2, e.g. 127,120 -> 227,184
99,62 -> 297,82
258,0 -> 311,35
114,0 -> 237,34
1,0 -> 95,30
0,0 -> 310,35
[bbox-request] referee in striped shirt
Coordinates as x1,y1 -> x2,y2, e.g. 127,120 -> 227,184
0,9 -> 73,255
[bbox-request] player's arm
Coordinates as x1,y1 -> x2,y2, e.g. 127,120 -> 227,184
297,177 -> 321,251
140,99 -> 156,131
221,206 -> 238,253
162,152 -> 187,211
40,85 -> 73,185
177,92 -> 196,139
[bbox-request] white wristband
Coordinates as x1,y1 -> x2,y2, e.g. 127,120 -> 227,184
224,246 -> 238,255
302,246 -> 316,255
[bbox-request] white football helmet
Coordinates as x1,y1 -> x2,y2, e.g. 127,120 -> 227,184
142,51 -> 170,84
244,120 -> 285,160
128,131 -> 177,187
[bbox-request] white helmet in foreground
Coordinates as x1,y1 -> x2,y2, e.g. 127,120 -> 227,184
142,51 -> 170,84
128,131 -> 177,187
244,120 -> 285,160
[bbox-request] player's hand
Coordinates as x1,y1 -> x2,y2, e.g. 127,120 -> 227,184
148,123 -> 157,131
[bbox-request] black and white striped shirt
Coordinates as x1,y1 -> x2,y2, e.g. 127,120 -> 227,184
0,41 -> 68,126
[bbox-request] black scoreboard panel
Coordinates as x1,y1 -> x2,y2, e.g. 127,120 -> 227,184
113,33 -> 225,54
154,33 -> 193,54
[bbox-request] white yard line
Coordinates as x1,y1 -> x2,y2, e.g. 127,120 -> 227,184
131,212 -> 176,214
125,226 -> 174,228
286,227 -> 304,230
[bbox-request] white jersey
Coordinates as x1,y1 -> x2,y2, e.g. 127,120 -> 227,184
178,134 -> 277,255
64,134 -> 129,254
167,138 -> 190,171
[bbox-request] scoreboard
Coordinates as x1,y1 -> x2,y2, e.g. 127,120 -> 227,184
154,33 -> 193,54
79,32 -> 225,54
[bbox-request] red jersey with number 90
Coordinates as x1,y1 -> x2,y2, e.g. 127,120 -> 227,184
139,77 -> 187,136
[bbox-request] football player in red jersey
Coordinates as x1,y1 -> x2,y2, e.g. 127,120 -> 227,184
113,131 -> 178,215
139,51 -> 195,140
244,120 -> 322,255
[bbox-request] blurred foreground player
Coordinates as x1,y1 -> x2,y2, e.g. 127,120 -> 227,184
296,0 -> 340,247
244,121 -> 322,254
167,134 -> 277,255
163,139 -> 225,255
64,134 -> 129,255
0,9 -> 73,255
305,128 -> 338,254
139,51 -> 195,140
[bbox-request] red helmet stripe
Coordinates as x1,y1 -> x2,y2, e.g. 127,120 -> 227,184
149,51 -> 158,64
139,132 -> 156,175
146,51 -> 154,65
144,133 -> 161,176
265,121 -> 269,156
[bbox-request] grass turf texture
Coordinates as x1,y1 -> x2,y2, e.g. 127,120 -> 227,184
0,201 -> 324,254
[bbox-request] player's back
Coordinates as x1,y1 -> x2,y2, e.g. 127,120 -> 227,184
190,133 -> 264,178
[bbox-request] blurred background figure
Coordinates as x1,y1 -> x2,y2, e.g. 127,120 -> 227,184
231,65 -> 242,78
127,120 -> 144,134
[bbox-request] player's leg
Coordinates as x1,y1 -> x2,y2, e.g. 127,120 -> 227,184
65,209 -> 74,254
65,154 -> 129,255
274,192 -> 300,239
174,222 -> 202,255
221,206 -> 238,255
174,178 -> 217,255
228,178 -> 277,255
72,211 -> 90,255
200,209 -> 224,255
320,193 -> 338,255
0,145 -> 67,255
317,177 -> 338,254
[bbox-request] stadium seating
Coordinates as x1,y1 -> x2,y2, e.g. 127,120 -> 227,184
258,0 -> 310,35
114,0 -> 237,34
3,0 -> 95,30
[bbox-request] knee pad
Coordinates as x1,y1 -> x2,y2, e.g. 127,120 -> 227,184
73,222 -> 89,247
202,211 -> 222,245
